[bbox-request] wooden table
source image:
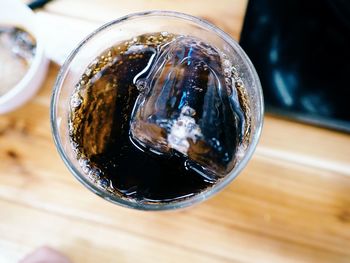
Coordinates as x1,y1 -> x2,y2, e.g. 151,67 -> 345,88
1,1 -> 350,262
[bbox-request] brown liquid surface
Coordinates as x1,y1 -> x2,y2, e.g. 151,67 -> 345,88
69,32 -> 250,204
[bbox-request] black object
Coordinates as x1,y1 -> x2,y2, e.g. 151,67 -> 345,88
240,0 -> 350,132
27,0 -> 52,10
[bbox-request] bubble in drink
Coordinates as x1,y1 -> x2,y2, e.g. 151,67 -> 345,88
69,32 -> 251,203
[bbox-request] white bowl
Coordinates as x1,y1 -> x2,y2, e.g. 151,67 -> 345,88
0,0 -> 48,114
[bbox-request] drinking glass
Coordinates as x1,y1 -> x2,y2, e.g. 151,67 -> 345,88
51,11 -> 264,210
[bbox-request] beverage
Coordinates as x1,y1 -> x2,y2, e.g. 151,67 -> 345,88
51,12 -> 263,210
0,26 -> 36,96
68,32 -> 251,204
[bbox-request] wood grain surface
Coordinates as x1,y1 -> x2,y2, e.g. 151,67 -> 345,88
1,1 -> 350,262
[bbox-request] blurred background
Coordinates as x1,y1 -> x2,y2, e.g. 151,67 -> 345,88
0,0 -> 349,262
240,0 -> 350,132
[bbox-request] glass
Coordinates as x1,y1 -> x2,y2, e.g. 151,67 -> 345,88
51,11 -> 264,210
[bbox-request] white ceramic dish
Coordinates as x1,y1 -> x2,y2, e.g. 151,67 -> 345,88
0,0 -> 48,114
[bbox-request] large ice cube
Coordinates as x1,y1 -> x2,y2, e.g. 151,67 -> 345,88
130,36 -> 245,179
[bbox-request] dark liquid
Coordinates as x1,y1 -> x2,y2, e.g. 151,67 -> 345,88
69,33 -> 248,203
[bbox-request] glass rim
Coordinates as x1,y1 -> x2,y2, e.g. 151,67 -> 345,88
50,10 -> 264,211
